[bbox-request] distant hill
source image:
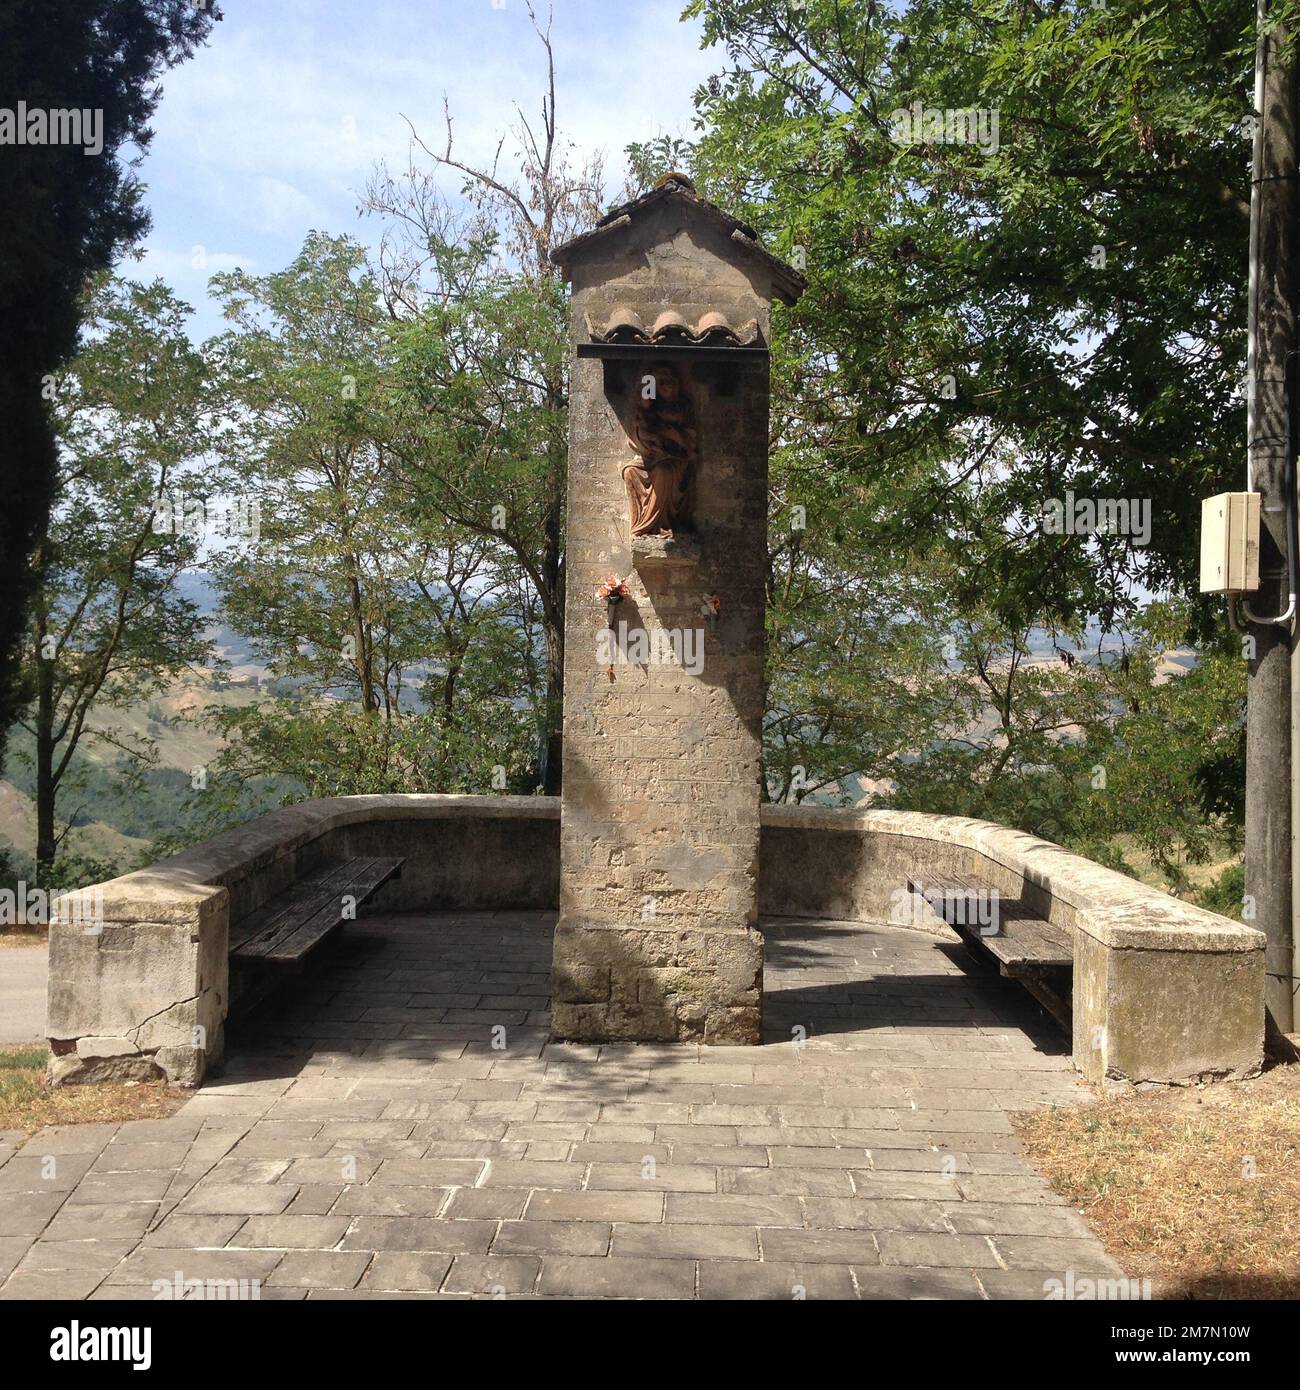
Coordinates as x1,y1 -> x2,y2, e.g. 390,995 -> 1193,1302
0,779 -> 149,868
0,655 -> 288,881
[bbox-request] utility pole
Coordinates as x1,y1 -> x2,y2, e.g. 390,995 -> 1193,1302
1246,0 -> 1298,1037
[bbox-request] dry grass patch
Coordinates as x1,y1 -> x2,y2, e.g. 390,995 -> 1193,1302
0,928 -> 47,948
1014,1064 -> 1300,1299
0,1045 -> 186,1134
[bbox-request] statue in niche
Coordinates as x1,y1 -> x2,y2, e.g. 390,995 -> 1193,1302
621,364 -> 697,536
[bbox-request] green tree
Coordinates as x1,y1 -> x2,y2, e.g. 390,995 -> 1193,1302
15,278 -> 211,883
889,602 -> 1246,888
685,0 -> 1275,628
206,235 -> 538,797
1062,605 -> 1246,887
680,0 -> 1264,852
382,261 -> 573,788
364,7 -> 606,789
763,402 -> 958,802
0,0 -> 217,767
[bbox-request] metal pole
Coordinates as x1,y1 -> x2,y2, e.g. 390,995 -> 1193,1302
1246,0 -> 1298,1035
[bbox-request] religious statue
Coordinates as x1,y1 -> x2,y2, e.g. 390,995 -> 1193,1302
622,364 -> 697,536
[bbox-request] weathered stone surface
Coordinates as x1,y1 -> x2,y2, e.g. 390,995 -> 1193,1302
75,1036 -> 137,1058
536,1254 -> 695,1299
490,1220 -> 612,1258
629,532 -> 701,571
44,790 -> 1264,1084
46,869 -> 227,1089
49,1052 -> 164,1087
442,1254 -> 541,1295
552,962 -> 610,1005
231,1215 -> 349,1249
8,907 -> 1140,1303
548,188 -> 788,1045
1073,932 -> 1263,1085
363,1251 -> 453,1291
266,1250 -> 370,1289
696,1259 -> 856,1300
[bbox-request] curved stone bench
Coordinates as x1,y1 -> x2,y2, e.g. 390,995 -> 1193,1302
47,795 -> 1263,1088
46,795 -> 559,1087
761,805 -> 1264,1085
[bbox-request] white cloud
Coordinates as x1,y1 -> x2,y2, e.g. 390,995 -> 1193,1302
132,0 -> 723,335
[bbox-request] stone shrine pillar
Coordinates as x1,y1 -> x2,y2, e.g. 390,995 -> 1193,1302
549,174 -> 805,1043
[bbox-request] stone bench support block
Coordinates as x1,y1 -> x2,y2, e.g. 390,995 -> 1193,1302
47,882 -> 228,1087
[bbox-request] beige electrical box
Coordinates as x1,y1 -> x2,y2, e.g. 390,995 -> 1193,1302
1199,492 -> 1261,594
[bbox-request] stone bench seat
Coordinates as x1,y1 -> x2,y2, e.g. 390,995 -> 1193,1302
230,856 -> 404,968
909,870 -> 1073,1027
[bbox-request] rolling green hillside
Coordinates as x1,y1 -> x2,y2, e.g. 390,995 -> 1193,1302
0,670 -> 296,882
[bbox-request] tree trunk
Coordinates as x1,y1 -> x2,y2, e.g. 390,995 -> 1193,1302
35,629 -> 56,886
542,675 -> 563,794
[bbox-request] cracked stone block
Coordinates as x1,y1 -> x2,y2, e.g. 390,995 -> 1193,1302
50,1052 -> 164,1087
47,886 -> 228,1088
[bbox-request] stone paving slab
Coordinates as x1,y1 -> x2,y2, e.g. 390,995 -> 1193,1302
0,910 -> 1122,1300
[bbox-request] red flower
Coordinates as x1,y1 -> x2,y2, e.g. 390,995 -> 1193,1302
598,574 -> 630,601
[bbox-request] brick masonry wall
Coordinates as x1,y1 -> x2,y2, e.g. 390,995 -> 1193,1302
552,203 -> 775,1043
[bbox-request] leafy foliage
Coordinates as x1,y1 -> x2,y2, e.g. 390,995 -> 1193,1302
16,278 -> 212,880
205,235 -> 542,797
0,0 -> 217,767
685,0 -> 1257,869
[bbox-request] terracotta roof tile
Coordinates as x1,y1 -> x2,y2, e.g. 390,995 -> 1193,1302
584,308 -> 762,348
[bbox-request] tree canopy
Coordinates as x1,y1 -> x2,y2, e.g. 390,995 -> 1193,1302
0,0 -> 217,770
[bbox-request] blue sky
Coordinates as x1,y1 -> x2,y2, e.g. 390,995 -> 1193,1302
130,0 -> 720,339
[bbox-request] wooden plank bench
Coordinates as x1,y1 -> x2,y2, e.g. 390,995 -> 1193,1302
907,870 -> 1073,1028
230,857 -> 404,970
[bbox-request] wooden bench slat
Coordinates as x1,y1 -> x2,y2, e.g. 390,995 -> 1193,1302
243,857 -> 399,963
257,859 -> 403,965
978,913 -> 1073,971
250,858 -> 392,962
907,872 -> 1072,1027
232,857 -> 403,966
229,862 -> 354,946
907,873 -> 1072,969
233,861 -> 368,959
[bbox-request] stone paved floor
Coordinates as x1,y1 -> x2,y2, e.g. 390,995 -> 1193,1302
0,911 -> 1123,1300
